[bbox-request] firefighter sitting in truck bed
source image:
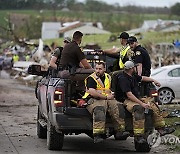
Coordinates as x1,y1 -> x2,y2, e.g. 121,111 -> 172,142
82,62 -> 130,143
117,61 -> 175,144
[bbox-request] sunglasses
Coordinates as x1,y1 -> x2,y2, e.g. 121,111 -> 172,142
64,40 -> 69,43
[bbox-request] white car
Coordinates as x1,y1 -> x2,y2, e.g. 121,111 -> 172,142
151,64 -> 180,104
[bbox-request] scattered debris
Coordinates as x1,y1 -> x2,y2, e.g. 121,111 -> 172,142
174,122 -> 180,126
167,110 -> 180,118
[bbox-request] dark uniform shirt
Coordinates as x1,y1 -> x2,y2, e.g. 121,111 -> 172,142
132,45 -> 151,76
116,72 -> 142,102
60,41 -> 85,68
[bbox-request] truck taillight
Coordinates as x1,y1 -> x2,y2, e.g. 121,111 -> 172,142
150,89 -> 158,97
54,88 -> 64,107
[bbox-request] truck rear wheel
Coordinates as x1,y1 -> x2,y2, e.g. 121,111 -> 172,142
37,106 -> 47,139
47,120 -> 64,150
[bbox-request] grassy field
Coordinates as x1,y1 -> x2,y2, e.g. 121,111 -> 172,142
43,31 -> 180,50
0,10 -> 180,32
164,117 -> 180,151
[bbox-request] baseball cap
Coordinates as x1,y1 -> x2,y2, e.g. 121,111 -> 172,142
124,61 -> 138,70
127,36 -> 137,44
64,37 -> 71,43
117,32 -> 129,39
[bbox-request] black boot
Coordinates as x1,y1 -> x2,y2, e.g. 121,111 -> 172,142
134,135 -> 146,144
115,131 -> 130,139
93,134 -> 104,143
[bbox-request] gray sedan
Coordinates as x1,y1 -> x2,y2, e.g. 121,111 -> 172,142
151,64 -> 180,104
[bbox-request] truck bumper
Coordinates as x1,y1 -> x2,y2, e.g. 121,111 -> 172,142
51,108 -> 92,131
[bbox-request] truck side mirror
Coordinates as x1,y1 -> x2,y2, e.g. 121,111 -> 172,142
28,64 -> 45,76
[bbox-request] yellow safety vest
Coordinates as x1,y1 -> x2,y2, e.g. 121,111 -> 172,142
13,55 -> 19,62
82,72 -> 111,99
26,55 -> 30,61
119,45 -> 130,69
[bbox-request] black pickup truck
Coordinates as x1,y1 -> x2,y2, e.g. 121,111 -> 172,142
28,51 -> 157,152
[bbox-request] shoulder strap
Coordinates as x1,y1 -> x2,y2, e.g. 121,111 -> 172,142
90,73 -> 104,88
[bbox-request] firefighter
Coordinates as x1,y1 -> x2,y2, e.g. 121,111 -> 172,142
82,62 -> 129,143
117,61 -> 175,143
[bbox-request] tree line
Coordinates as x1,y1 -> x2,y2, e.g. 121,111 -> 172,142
0,0 -> 179,15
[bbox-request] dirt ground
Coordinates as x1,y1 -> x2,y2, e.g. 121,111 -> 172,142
0,72 -> 179,154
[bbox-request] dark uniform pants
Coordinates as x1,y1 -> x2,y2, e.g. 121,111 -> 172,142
124,97 -> 165,136
140,70 -> 151,97
86,98 -> 125,135
59,68 -> 94,90
58,68 -> 94,81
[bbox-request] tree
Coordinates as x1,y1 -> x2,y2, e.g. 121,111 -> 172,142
170,3 -> 180,16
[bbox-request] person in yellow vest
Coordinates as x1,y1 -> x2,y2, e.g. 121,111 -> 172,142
13,54 -> 19,62
82,62 -> 129,143
102,32 -> 134,92
25,54 -> 30,61
103,32 -> 134,70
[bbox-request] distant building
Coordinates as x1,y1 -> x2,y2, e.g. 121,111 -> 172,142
127,19 -> 180,35
61,7 -> 70,12
59,22 -> 111,37
41,22 -> 61,40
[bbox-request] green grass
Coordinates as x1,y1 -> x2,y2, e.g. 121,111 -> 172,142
165,117 -> 180,137
140,31 -> 180,45
0,10 -> 180,32
43,31 -> 180,51
161,105 -> 180,137
164,117 -> 180,152
44,33 -> 120,49
1,10 -> 180,52
161,104 -> 180,152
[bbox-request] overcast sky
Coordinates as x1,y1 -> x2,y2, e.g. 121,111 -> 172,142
77,0 -> 180,7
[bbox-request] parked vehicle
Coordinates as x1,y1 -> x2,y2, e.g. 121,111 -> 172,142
28,51 -> 157,152
0,55 -> 13,70
152,43 -> 180,56
151,64 -> 180,104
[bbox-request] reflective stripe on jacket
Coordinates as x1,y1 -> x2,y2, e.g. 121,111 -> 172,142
82,72 -> 111,99
119,45 -> 130,69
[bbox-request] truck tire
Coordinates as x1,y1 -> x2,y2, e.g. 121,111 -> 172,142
47,120 -> 64,150
37,106 -> 47,139
134,139 -> 151,152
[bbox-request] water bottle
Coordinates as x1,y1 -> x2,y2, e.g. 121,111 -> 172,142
144,108 -> 149,114
144,102 -> 150,114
